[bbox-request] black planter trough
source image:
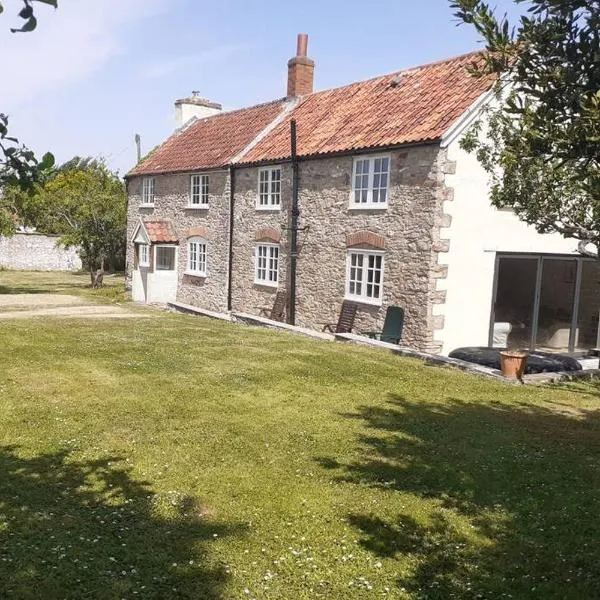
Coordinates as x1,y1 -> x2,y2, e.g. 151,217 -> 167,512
448,347 -> 582,375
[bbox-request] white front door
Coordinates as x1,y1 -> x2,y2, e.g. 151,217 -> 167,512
148,245 -> 178,303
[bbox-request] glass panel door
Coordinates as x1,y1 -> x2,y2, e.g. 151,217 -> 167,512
492,257 -> 538,348
576,260 -> 600,352
534,258 -> 577,352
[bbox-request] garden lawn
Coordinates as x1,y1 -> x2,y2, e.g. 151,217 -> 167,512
1,272 -> 600,599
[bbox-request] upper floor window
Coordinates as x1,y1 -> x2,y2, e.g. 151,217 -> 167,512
346,250 -> 384,305
187,237 -> 207,276
190,174 -> 209,207
142,177 -> 155,206
258,167 -> 281,208
255,243 -> 279,286
351,155 -> 390,208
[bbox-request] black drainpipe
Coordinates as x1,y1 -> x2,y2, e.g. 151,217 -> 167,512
289,119 -> 299,326
227,165 -> 235,311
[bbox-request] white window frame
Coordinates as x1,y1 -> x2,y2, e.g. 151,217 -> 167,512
349,154 -> 390,209
154,245 -> 177,271
138,243 -> 150,268
257,166 -> 282,209
254,243 -> 279,287
345,250 -> 385,306
186,237 -> 207,277
141,177 -> 155,206
189,174 -> 209,207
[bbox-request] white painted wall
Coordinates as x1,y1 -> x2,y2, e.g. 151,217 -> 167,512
132,268 -> 147,302
131,248 -> 178,304
147,268 -> 178,303
435,125 -> 581,355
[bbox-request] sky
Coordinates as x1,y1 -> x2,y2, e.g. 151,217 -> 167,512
1,0 -> 523,176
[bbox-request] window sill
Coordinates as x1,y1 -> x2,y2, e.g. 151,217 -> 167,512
348,203 -> 388,211
255,205 -> 281,212
184,271 -> 207,278
253,280 -> 279,289
344,295 -> 383,307
186,204 -> 209,210
139,204 -> 155,209
138,263 -> 150,269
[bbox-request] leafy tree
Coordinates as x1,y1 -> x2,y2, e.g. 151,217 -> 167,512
36,161 -> 127,282
451,0 -> 600,252
4,159 -> 127,282
0,0 -> 57,232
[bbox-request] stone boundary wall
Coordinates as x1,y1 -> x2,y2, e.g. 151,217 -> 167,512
0,233 -> 81,271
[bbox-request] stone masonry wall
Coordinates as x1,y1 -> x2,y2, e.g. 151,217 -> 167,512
126,170 -> 230,312
231,145 -> 450,352
230,165 -> 292,316
0,233 -> 81,271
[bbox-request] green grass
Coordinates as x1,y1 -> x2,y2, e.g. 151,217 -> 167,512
0,270 -> 129,303
1,272 -> 600,599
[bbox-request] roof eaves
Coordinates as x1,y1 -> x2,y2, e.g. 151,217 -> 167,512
235,138 -> 443,167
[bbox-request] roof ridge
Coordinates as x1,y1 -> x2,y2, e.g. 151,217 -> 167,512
188,96 -> 288,124
302,49 -> 484,99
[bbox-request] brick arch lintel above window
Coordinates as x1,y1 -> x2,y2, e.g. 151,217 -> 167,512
184,226 -> 210,240
346,230 -> 386,250
255,227 -> 281,244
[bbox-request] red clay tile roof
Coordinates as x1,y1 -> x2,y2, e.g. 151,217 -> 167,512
129,99 -> 288,176
241,52 -> 493,163
143,220 -> 178,243
129,52 -> 493,176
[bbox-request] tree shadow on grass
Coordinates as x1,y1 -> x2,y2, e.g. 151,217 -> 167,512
0,284 -> 77,295
0,446 -> 243,599
318,396 -> 600,599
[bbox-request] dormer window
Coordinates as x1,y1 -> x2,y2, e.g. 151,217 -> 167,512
257,167 -> 281,209
350,155 -> 390,209
141,177 -> 155,206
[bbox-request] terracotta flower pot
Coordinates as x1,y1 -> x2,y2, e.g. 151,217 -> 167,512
499,350 -> 529,380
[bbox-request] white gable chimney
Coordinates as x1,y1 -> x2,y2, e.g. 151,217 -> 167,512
174,91 -> 222,128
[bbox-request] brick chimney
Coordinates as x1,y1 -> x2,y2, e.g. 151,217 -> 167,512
287,33 -> 314,97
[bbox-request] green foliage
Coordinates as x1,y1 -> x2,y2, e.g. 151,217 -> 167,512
2,159 -> 127,271
452,0 -> 600,248
0,0 -> 57,32
37,161 -> 127,271
0,1 -> 57,197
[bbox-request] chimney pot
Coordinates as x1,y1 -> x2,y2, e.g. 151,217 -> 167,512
296,33 -> 308,57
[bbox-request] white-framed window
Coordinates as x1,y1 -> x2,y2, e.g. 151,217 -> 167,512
187,238 -> 207,276
254,244 -> 279,286
257,167 -> 281,208
142,177 -> 155,206
138,243 -> 150,267
190,174 -> 209,207
350,155 -> 390,208
155,245 -> 176,271
346,250 -> 384,304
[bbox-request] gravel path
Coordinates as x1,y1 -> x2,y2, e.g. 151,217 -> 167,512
0,293 -> 151,320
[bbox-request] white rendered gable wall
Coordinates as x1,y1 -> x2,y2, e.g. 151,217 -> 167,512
434,107 -> 579,356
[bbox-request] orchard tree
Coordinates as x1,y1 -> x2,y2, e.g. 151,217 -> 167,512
452,0 -> 600,252
1,0 -> 57,234
32,160 -> 127,283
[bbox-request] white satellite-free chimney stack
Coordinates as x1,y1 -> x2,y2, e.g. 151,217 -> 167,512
174,91 -> 222,128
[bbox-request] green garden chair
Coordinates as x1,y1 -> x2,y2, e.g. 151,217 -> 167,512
363,305 -> 405,344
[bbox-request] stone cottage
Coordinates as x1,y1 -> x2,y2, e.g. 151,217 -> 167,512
126,34 -> 600,356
